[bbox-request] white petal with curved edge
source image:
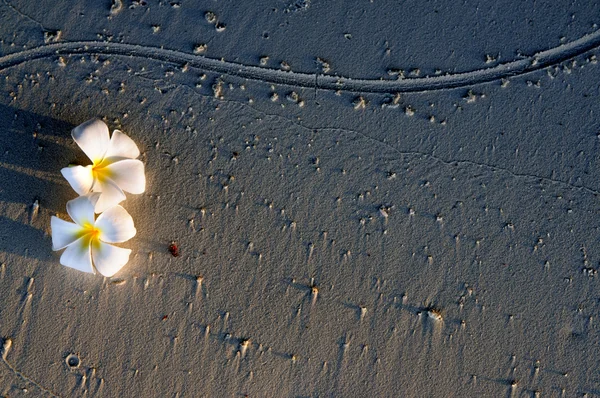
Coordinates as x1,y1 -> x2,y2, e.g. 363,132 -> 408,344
72,119 -> 110,164
104,130 -> 140,159
66,194 -> 99,227
59,236 -> 94,274
95,205 -> 136,243
92,241 -> 131,277
51,217 -> 83,250
92,178 -> 126,213
104,159 -> 146,194
61,165 -> 94,195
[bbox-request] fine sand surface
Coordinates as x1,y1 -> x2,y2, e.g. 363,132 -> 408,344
1,1 -> 600,397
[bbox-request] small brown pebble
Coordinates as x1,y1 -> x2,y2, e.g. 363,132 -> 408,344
169,242 -> 179,257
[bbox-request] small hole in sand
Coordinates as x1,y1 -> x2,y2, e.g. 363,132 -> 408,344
66,354 -> 80,368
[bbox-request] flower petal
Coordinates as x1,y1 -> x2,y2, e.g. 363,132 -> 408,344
92,241 -> 131,277
92,178 -> 127,213
71,119 -> 110,164
104,129 -> 140,160
59,235 -> 94,274
95,205 -> 136,243
103,159 -> 146,194
51,216 -> 84,250
61,165 -> 94,195
66,194 -> 99,227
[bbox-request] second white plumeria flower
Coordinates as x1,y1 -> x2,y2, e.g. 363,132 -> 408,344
51,194 -> 136,277
61,118 -> 146,213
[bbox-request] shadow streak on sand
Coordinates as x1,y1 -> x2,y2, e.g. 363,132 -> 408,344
0,104 -> 81,260
0,216 -> 53,260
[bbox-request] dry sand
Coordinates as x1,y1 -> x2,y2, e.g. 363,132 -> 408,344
1,1 -> 600,397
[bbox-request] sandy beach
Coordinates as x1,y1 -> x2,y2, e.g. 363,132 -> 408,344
1,1 -> 600,396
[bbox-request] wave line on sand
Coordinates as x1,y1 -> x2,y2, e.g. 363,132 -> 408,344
0,30 -> 599,93
1,338 -> 60,397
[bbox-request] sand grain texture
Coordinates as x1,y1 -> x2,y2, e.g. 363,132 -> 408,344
1,1 -> 600,397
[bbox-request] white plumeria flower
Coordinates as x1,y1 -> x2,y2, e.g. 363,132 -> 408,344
51,194 -> 136,277
61,119 -> 146,213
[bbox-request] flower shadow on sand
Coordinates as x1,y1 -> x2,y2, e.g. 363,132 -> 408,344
0,105 -> 87,261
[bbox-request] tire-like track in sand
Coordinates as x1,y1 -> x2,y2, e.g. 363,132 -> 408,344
0,29 -> 599,93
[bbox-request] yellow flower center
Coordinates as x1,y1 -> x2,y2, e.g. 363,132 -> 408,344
81,223 -> 102,249
92,163 -> 112,182
89,226 -> 100,239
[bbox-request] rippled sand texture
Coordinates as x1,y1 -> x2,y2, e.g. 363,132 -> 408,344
1,1 -> 600,396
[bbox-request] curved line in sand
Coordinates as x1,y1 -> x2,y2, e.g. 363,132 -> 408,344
0,30 -> 599,93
